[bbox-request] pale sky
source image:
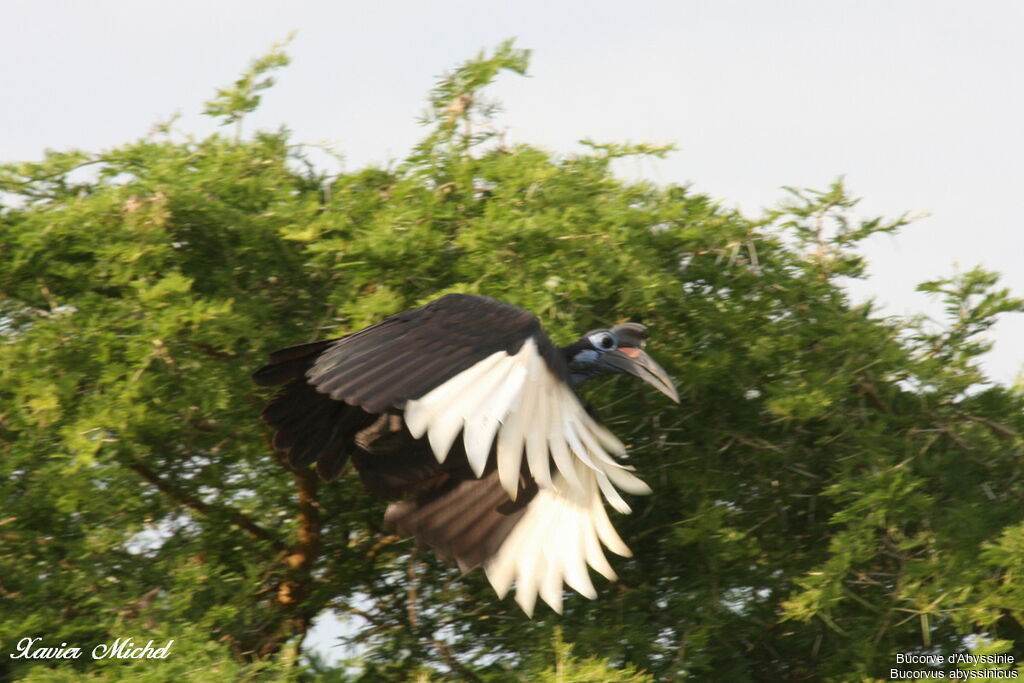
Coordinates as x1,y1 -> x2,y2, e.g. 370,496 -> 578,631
5,0 -> 1023,660
5,1 -> 1022,382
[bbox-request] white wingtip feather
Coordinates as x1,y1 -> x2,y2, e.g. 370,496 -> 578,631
591,420 -> 627,456
463,358 -> 523,476
496,413 -> 526,499
604,465 -> 653,496
427,413 -> 462,463
407,351 -> 507,465
484,470 -> 633,615
595,471 -> 632,515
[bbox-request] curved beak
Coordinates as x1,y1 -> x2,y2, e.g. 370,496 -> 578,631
603,347 -> 680,403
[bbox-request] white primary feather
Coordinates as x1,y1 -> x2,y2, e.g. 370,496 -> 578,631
595,470 -> 631,514
496,401 -> 529,498
484,469 -> 631,616
405,351 -> 504,445
424,352 -> 517,465
547,420 -> 579,491
462,361 -> 527,476
527,352 -> 551,480
603,464 -> 653,496
403,336 -> 653,613
560,410 -> 598,476
460,363 -> 513,452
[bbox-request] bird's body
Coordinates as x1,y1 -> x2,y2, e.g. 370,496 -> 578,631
254,294 -> 677,614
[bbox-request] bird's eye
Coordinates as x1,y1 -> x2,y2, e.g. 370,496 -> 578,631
588,332 -> 617,350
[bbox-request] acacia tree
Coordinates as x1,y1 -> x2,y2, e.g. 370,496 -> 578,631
2,41 -> 1023,682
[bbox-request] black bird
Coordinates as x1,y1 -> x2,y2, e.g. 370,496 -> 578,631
254,294 -> 678,615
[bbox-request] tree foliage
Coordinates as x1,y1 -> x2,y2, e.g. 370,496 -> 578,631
2,40 -> 1024,682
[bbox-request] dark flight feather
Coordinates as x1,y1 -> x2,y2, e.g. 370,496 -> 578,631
306,294 -> 567,412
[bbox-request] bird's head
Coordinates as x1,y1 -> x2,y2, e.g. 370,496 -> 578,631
564,322 -> 679,402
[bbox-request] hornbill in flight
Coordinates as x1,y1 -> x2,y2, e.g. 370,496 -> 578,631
254,294 -> 678,615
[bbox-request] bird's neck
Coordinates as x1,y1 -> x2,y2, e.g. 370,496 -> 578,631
561,343 -> 606,388
568,370 -> 599,388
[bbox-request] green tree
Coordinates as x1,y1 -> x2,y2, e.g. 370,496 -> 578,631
2,40 -> 1023,682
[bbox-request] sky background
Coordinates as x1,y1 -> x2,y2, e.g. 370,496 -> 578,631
5,0 -> 1023,662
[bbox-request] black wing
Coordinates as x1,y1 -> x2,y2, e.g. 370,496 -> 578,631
252,294 -> 564,480
306,294 -> 567,413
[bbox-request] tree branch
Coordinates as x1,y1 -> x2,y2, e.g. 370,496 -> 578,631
432,639 -> 483,683
255,454 -> 329,659
124,458 -> 288,555
276,464 -> 322,607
